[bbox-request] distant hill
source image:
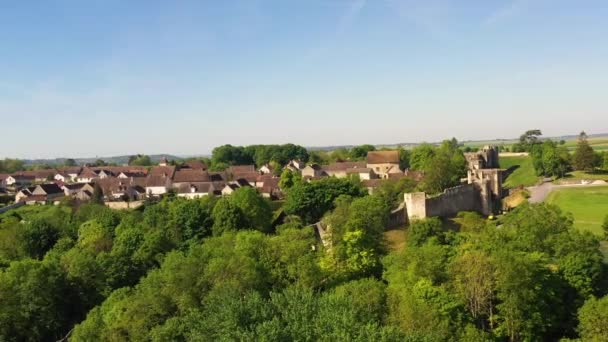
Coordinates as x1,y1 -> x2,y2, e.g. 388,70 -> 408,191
307,133 -> 608,151
22,154 -> 184,166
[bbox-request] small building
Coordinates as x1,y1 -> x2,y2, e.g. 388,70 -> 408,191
258,164 -> 274,175
221,183 -> 240,196
284,160 -> 305,172
31,183 -> 65,202
0,173 -> 9,188
366,151 -> 401,179
54,172 -> 71,183
301,164 -> 324,178
6,174 -> 35,187
182,160 -> 208,171
77,167 -> 99,183
176,182 -> 215,199
346,167 -> 374,180
15,187 -> 36,202
62,182 -> 95,197
172,169 -> 210,186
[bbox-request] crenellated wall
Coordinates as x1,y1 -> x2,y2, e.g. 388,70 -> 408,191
404,182 -> 493,220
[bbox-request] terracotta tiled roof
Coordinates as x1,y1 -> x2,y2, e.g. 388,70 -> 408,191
232,172 -> 260,182
322,162 -> 366,171
367,151 -> 400,164
228,165 -> 256,174
78,167 -> 98,178
183,161 -> 207,170
173,169 -> 210,183
148,166 -> 176,178
59,167 -> 83,174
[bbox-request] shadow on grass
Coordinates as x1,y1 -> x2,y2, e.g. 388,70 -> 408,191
501,165 -> 520,181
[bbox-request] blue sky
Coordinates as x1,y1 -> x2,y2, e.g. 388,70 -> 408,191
1,0 -> 607,158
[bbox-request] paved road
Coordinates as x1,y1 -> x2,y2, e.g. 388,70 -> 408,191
527,181 -> 608,203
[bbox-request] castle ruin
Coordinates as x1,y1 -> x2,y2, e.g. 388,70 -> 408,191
403,146 -> 503,221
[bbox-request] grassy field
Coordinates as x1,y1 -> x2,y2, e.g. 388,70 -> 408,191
546,186 -> 608,261
555,170 -> 608,183
562,137 -> 608,151
546,186 -> 608,236
500,155 -> 540,188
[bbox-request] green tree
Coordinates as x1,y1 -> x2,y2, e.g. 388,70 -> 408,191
211,198 -> 247,235
284,177 -> 367,224
279,169 -> 299,190
18,219 -> 60,259
577,295 -> 608,341
230,187 -> 273,233
603,214 -> 608,239
573,131 -> 596,171
0,158 -> 25,173
408,217 -> 444,247
94,159 -> 107,167
409,143 -> 436,171
92,183 -> 104,205
168,197 -> 214,241
349,144 -> 376,160
64,158 -> 77,167
518,129 -> 543,151
397,147 -> 411,170
450,250 -> 496,330
529,140 -> 570,177
128,154 -> 152,166
0,259 -> 75,341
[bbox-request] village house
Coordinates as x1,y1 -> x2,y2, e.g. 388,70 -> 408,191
0,174 -> 9,188
97,178 -> 147,201
60,167 -> 83,181
301,164 -> 324,178
258,164 -> 274,175
76,167 -> 99,183
117,171 -> 146,179
15,186 -> 36,202
302,161 -> 368,179
181,160 -> 208,171
6,174 -> 35,187
284,160 -> 305,172
62,182 -> 95,197
175,182 -> 217,198
145,165 -> 176,196
54,172 -> 71,183
258,177 -> 281,199
221,178 -> 252,195
346,167 -> 375,180
31,183 -> 64,202
221,183 -> 240,196
366,151 -> 401,179
172,169 -> 210,186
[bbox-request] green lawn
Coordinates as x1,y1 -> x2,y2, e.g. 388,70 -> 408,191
563,137 -> 608,151
556,170 -> 608,183
500,155 -> 540,188
546,186 -> 608,236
